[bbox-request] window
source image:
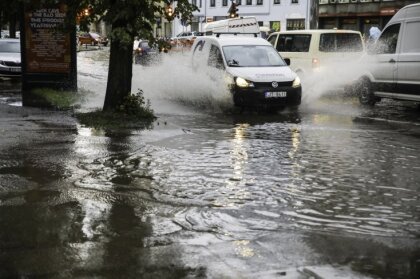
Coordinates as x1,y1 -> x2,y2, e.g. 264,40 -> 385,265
274,0 -> 280,4
210,0 -> 215,7
246,0 -> 252,5
375,24 -> 400,54
208,45 -> 224,69
402,21 -> 420,53
223,45 -> 286,67
237,0 -> 242,5
257,0 -> 263,5
291,0 -> 298,3
223,0 -> 228,6
192,0 -> 197,6
319,33 -> 363,52
276,34 -> 311,52
286,19 -> 305,30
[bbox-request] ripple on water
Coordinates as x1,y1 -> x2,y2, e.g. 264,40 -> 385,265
74,118 -> 420,239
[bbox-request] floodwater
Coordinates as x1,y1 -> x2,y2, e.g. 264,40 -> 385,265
0,49 -> 419,278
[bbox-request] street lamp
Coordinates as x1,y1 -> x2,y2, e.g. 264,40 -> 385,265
167,6 -> 173,17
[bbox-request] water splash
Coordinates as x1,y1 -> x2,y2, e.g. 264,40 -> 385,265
299,56 -> 364,105
132,52 -> 234,114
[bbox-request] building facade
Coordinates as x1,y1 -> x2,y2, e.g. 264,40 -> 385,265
165,0 -> 318,38
161,0 -> 419,39
318,0 -> 419,37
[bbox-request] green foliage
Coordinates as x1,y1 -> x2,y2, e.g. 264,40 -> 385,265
115,89 -> 155,118
76,89 -> 155,130
70,0 -> 198,45
32,88 -> 85,109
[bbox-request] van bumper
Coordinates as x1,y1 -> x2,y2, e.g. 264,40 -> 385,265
232,86 -> 302,108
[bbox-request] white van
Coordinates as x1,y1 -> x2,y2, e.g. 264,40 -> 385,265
191,35 -> 302,110
267,30 -> 365,79
356,3 -> 420,105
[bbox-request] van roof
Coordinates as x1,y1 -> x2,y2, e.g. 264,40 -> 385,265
204,16 -> 257,29
270,29 -> 361,35
388,3 -> 420,23
197,36 -> 272,47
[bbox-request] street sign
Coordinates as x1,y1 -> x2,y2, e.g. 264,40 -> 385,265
21,0 -> 77,107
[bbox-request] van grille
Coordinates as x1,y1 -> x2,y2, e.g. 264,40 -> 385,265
253,81 -> 293,88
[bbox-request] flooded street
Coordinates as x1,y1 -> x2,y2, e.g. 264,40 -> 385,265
0,49 -> 419,278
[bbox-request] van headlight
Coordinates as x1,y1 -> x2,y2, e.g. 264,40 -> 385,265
292,76 -> 301,88
236,77 -> 254,88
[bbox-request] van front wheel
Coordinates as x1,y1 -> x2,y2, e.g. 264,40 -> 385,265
358,79 -> 377,106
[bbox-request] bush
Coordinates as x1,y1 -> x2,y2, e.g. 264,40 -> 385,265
115,89 -> 154,118
76,89 -> 156,129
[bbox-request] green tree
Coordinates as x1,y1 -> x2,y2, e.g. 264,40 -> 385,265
72,0 -> 198,111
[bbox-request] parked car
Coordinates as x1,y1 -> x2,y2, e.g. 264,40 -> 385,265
170,31 -> 204,51
0,39 -> 21,78
267,29 -> 365,95
267,29 -> 365,80
355,3 -> 420,106
133,40 -> 158,65
78,32 -> 108,46
191,34 -> 301,111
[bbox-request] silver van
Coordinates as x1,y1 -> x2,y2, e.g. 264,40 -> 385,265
357,3 -> 420,105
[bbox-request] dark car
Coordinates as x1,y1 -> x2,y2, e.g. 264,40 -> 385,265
78,32 -> 108,46
133,40 -> 158,65
0,39 -> 21,78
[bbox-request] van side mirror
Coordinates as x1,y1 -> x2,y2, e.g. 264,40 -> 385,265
284,58 -> 291,66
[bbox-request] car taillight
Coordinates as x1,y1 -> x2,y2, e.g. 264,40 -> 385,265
312,58 -> 320,68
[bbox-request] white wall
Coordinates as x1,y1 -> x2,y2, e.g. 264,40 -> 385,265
172,0 -> 309,36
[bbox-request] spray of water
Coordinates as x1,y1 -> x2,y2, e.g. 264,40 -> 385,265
132,52 -> 234,115
299,57 -> 364,105
77,48 -> 365,114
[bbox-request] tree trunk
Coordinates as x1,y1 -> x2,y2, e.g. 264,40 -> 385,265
103,24 -> 134,111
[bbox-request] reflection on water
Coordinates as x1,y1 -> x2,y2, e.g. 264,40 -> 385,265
64,108 -> 419,278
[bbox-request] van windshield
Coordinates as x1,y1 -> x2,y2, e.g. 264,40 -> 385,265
222,45 -> 287,67
319,33 -> 363,52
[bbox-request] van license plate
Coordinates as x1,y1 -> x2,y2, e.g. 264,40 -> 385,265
265,91 -> 286,98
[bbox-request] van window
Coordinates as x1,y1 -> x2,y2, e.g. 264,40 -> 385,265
374,24 -> 400,54
402,21 -> 420,53
223,45 -> 286,67
267,34 -> 277,47
208,45 -> 224,69
319,33 -> 363,52
276,34 -> 311,52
